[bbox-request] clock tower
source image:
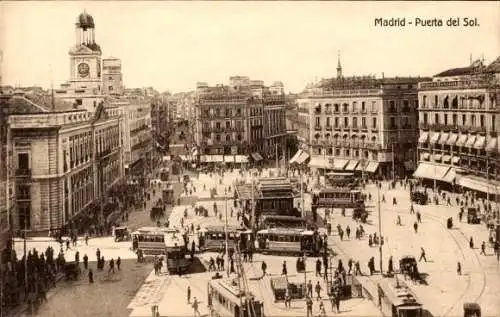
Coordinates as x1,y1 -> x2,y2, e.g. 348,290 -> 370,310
55,11 -> 104,113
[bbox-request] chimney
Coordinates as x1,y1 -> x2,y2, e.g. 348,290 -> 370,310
382,72 -> 385,79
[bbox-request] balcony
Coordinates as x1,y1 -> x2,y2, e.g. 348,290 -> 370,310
371,127 -> 378,132
361,126 -> 368,132
361,108 -> 367,114
325,126 -> 333,131
352,126 -> 359,132
334,126 -> 341,131
314,125 -> 322,131
16,169 -> 32,177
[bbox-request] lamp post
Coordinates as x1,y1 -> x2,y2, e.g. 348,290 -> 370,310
377,185 -> 383,275
224,197 -> 229,278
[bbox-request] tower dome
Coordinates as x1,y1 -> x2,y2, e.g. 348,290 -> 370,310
77,11 -> 95,30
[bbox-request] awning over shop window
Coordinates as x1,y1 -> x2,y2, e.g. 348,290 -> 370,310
473,136 -> 486,149
442,168 -> 456,183
289,150 -> 303,164
487,138 -> 498,151
438,133 -> 449,145
355,161 -> 368,171
365,162 -> 380,173
429,132 -> 440,144
418,132 -> 429,143
344,160 -> 359,171
413,162 -> 450,181
296,151 -> 310,164
420,152 -> 430,161
251,152 -> 263,161
309,156 -> 331,169
434,154 -> 442,161
443,155 -> 451,163
456,134 -> 468,147
224,156 -> 235,163
234,155 -> 249,163
452,156 -> 460,164
332,159 -> 349,170
446,133 -> 458,146
465,135 -> 476,148
457,175 -> 500,194
213,155 -> 224,162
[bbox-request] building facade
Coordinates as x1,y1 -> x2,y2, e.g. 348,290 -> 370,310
6,94 -> 122,231
102,57 -> 123,96
415,57 -> 500,193
195,77 -> 287,159
298,60 -> 428,176
0,94 -> 10,248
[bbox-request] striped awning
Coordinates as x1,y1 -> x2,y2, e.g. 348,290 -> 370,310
344,160 -> 359,171
251,152 -> 263,161
332,159 -> 349,170
309,156 -> 331,169
446,133 -> 458,146
224,155 -> 235,163
429,132 -> 440,144
418,132 -> 429,143
365,162 -> 380,173
438,133 -> 449,145
473,136 -> 486,149
413,162 -> 450,181
465,135 -> 476,147
456,134 -> 468,147
487,138 -> 497,151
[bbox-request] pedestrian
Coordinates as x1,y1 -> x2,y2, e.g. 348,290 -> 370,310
315,281 -> 322,300
88,268 -> 94,283
284,288 -> 291,308
109,258 -> 115,273
416,211 -> 421,223
192,297 -> 201,316
306,296 -> 313,317
480,241 -> 486,255
282,260 -> 288,276
413,222 -> 418,233
307,280 -> 313,297
83,254 -> 88,270
316,259 -> 322,277
75,251 -> 80,263
469,237 -> 474,249
419,247 -> 427,262
96,248 -> 101,262
85,233 -> 89,246
346,226 -> 351,239
397,215 -> 402,226
116,257 -> 121,270
319,301 -> 326,317
66,239 -> 71,250
187,286 -> 191,304
388,256 -> 393,274
457,262 -> 462,275
347,259 -> 353,275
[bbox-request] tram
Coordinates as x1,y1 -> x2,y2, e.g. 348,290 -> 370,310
255,228 -> 317,255
165,231 -> 191,273
199,225 -> 246,252
131,227 -> 179,255
208,278 -> 264,317
312,187 -> 364,209
377,278 -> 423,317
259,215 -> 307,230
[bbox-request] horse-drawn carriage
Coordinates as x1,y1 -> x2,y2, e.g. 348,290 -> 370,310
64,262 -> 81,281
399,255 -> 420,281
411,191 -> 428,205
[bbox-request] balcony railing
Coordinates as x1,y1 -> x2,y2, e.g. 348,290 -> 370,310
16,169 -> 31,177
325,126 -> 333,131
310,140 -> 382,150
314,126 -> 322,131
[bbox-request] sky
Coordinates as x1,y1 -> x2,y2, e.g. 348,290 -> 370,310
1,1 -> 499,94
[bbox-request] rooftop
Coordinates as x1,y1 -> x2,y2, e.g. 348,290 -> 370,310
4,93 -> 79,114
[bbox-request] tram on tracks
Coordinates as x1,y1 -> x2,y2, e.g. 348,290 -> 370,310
255,228 -> 319,255
199,225 -> 252,252
259,215 -> 308,230
377,278 -> 423,317
312,187 -> 364,209
131,226 -> 180,255
165,230 -> 191,273
208,278 -> 264,317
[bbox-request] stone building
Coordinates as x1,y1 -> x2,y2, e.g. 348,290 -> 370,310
296,58 -> 429,177
415,57 -> 500,193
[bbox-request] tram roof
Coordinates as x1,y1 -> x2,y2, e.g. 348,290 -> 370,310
136,226 -> 178,234
202,225 -> 244,232
258,228 -> 312,235
377,278 -> 421,307
313,187 -> 361,193
261,215 -> 306,221
209,279 -> 244,302
164,232 -> 184,247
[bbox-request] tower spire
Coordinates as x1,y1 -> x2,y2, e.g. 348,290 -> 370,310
336,51 -> 342,79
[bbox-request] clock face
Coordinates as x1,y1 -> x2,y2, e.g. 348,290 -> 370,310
78,63 -> 90,78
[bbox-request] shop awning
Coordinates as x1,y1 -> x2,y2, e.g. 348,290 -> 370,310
309,156 -> 331,169
452,156 -> 460,164
474,136 -> 486,149
438,133 -> 449,145
487,138 -> 497,151
289,150 -> 303,164
420,152 -> 430,161
344,160 -> 359,171
465,135 -> 476,147
332,159 -> 349,170
204,155 -> 213,162
251,152 -> 263,161
365,162 -> 380,173
456,134 -> 468,147
234,155 -> 248,163
355,161 -> 368,171
429,132 -> 440,144
442,168 -> 456,183
413,162 -> 450,181
457,175 -> 500,194
224,155 -> 235,163
434,154 -> 442,161
418,132 -> 429,143
446,133 -> 458,146
213,155 -> 224,162
296,151 -> 310,164
443,155 -> 451,163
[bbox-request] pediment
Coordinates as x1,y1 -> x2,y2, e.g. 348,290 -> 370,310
69,45 -> 94,55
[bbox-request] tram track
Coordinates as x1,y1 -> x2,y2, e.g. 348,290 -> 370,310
371,205 -> 488,317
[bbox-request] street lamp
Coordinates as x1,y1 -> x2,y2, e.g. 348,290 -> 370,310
377,184 -> 383,275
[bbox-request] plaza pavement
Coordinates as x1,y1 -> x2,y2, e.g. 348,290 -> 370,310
318,182 -> 500,317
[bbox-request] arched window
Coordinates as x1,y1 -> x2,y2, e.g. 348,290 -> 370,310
371,136 -> 377,143
226,134 -> 231,141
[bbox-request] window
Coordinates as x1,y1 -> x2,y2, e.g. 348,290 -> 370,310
480,115 -> 485,128
334,104 -> 339,112
343,104 -> 348,112
423,113 -> 428,124
361,101 -> 366,112
315,117 -> 320,127
390,117 -> 396,129
225,134 -> 231,141
16,185 -> 30,200
471,115 -> 476,127
18,204 -> 31,230
493,115 -> 496,132
108,76 -> 113,80
452,114 -> 457,126
326,117 -> 331,127
389,100 -> 396,112
237,134 -> 242,141
422,96 -> 427,107
352,117 -> 358,128
361,117 -> 366,128
434,95 -> 438,106
225,109 -> 231,117
371,101 -> 376,112
18,153 -> 29,169
108,86 -> 113,91
462,114 -> 467,125
225,121 -> 231,129
444,114 -> 448,126
372,118 -> 377,128
352,101 -> 357,112
344,117 -> 348,127
75,99 -> 83,106
216,122 -> 221,129
434,114 -> 439,124
215,134 -> 221,141
334,117 -> 339,127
